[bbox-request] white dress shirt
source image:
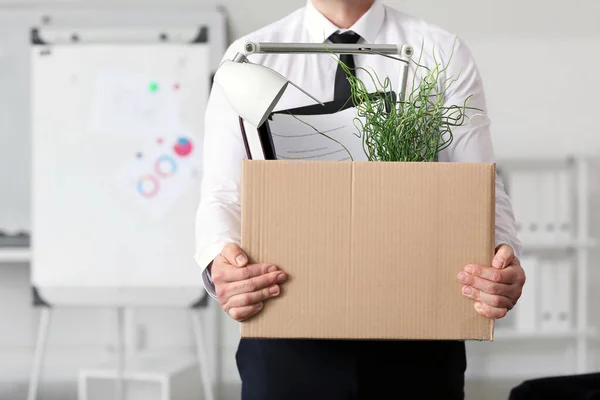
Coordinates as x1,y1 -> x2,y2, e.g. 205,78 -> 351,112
194,0 -> 523,298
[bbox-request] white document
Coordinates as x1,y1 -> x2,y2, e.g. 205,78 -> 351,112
88,69 -> 182,137
267,107 -> 368,161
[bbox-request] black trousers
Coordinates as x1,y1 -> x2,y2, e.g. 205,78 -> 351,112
236,338 -> 466,400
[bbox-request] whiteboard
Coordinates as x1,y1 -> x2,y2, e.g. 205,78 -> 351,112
30,26 -> 212,307
0,5 -> 227,236
462,37 -> 600,159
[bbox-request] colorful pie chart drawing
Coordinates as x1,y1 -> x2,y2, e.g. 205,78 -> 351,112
155,155 -> 177,178
137,175 -> 160,198
173,137 -> 193,157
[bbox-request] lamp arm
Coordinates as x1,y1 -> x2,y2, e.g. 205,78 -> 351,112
240,41 -> 413,60
233,41 -> 413,62
245,41 -> 413,58
227,41 -> 414,107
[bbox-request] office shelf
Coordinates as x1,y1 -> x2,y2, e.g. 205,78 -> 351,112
494,328 -> 597,341
491,155 -> 597,376
0,248 -> 31,263
520,239 -> 597,252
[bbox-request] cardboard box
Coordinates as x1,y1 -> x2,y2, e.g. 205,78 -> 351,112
240,160 -> 495,341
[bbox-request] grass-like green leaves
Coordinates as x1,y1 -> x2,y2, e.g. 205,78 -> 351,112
335,39 -> 480,162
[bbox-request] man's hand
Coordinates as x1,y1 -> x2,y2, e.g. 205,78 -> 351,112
211,243 -> 287,322
457,244 -> 526,319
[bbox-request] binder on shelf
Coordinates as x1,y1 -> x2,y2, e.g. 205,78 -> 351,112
508,170 -> 539,245
555,259 -> 574,332
538,170 -> 557,243
514,256 -> 539,333
539,260 -> 558,332
555,167 -> 574,243
538,258 -> 574,333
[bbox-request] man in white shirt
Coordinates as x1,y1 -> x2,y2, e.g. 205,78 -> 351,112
195,0 -> 525,398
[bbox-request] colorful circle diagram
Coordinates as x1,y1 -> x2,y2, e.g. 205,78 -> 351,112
155,155 -> 177,178
137,175 -> 160,198
173,137 -> 193,157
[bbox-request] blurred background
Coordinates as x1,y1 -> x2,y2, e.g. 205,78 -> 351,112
0,0 -> 598,399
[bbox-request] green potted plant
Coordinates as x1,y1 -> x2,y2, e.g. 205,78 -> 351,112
334,39 -> 480,162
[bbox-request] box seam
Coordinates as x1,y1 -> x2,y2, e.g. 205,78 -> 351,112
346,162 -> 355,333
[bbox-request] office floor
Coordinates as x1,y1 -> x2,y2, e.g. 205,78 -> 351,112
1,380 -> 522,400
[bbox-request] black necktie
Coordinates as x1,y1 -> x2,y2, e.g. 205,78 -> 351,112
328,31 -> 361,101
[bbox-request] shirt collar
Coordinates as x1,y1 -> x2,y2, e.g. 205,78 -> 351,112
303,0 -> 385,44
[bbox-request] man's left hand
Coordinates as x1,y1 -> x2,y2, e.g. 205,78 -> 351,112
457,244 -> 526,319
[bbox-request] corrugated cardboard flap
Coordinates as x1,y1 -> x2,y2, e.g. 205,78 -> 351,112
241,160 -> 495,341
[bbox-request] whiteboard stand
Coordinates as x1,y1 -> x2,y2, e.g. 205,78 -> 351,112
116,307 -> 126,400
26,306 -> 51,400
27,301 -> 215,400
28,17 -> 224,400
190,308 -> 215,400
75,306 -> 215,400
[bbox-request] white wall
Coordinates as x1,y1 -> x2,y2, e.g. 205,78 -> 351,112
0,0 -> 599,398
385,0 -> 600,160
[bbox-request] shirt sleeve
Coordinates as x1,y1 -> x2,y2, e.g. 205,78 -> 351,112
195,41 -> 248,299
436,37 -> 523,260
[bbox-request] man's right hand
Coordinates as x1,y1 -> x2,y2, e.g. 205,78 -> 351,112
211,243 -> 287,322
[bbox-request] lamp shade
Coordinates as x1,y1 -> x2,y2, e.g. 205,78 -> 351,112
213,60 -> 289,128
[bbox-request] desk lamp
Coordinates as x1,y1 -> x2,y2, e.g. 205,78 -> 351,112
213,41 -> 414,128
